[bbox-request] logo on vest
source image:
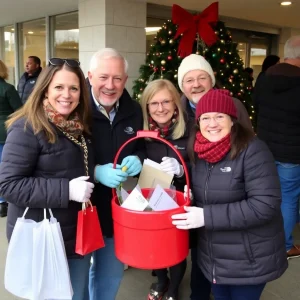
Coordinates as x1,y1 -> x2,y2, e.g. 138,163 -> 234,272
124,127 -> 134,135
30,80 -> 36,84
220,167 -> 231,173
174,145 -> 185,150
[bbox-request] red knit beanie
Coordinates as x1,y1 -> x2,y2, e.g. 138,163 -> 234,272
195,89 -> 237,120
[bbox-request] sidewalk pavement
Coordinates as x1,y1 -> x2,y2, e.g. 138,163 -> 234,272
1,217 -> 299,300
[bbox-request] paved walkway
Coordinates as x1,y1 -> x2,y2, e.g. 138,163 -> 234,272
0,217 -> 299,299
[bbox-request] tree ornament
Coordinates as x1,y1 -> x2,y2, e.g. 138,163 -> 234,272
161,60 -> 166,65
174,74 -> 178,78
169,39 -> 174,44
233,69 -> 239,74
167,56 -> 172,60
168,30 -> 172,35
220,58 -> 225,64
240,82 -> 244,87
161,40 -> 166,45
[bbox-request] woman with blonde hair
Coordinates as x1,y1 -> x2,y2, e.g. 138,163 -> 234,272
0,58 -> 95,300
141,79 -> 190,300
0,60 -> 22,218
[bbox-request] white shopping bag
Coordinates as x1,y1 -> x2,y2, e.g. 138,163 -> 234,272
5,208 -> 73,300
5,207 -> 37,299
32,210 -> 73,300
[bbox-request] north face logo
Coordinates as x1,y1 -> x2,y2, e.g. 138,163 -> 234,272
124,127 -> 134,135
30,80 -> 36,84
220,167 -> 231,172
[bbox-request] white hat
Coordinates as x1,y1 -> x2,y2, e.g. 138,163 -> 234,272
177,54 -> 216,92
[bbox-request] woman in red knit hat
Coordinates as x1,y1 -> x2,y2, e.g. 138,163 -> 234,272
172,89 -> 287,300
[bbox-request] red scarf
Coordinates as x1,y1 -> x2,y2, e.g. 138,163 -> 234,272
43,99 -> 84,137
148,108 -> 179,138
194,131 -> 231,163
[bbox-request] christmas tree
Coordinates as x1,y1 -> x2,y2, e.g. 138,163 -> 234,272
132,11 -> 255,127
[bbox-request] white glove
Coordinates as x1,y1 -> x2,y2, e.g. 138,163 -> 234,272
171,206 -> 205,229
184,185 -> 193,202
69,176 -> 95,203
160,157 -> 184,177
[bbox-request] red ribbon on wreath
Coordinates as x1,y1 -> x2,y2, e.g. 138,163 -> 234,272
172,2 -> 219,57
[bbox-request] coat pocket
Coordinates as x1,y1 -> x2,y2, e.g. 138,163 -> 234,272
242,231 -> 256,263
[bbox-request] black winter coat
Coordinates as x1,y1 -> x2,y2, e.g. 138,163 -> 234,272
17,68 -> 42,104
145,128 -> 189,192
0,118 -> 95,258
255,63 -> 300,163
192,138 -> 287,285
90,88 -> 145,237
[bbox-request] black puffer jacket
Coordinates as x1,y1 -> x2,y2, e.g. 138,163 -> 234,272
0,118 -> 95,258
90,88 -> 145,237
145,127 -> 190,192
192,137 -> 287,285
255,63 -> 300,163
17,68 -> 42,104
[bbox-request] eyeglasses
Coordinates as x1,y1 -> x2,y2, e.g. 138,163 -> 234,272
147,99 -> 173,110
48,58 -> 80,68
183,76 -> 210,86
199,115 -> 227,125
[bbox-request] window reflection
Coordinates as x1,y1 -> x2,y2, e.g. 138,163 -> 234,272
4,25 -> 15,85
19,18 -> 46,77
52,12 -> 79,59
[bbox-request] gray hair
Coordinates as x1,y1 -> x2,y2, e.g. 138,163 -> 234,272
89,48 -> 129,74
284,35 -> 300,59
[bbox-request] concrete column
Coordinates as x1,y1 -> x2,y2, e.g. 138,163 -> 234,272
79,0 -> 146,95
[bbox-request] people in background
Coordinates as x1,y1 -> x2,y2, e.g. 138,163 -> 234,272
140,79 -> 189,300
0,60 -> 22,218
0,58 -> 95,300
254,36 -> 300,258
177,53 -> 253,300
252,54 -> 280,110
172,89 -> 288,300
87,48 -> 144,300
17,56 -> 42,104
244,67 -> 254,88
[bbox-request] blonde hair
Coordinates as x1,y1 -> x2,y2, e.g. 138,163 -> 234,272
0,60 -> 9,80
140,79 -> 186,140
6,63 -> 91,143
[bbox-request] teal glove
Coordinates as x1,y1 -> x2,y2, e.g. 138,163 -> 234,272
121,156 -> 142,176
95,163 -> 128,188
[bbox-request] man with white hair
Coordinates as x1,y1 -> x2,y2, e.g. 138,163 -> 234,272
87,48 -> 144,299
177,54 -> 252,300
255,35 -> 300,259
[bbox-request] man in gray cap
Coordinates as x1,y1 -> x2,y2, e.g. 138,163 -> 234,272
177,54 -> 253,300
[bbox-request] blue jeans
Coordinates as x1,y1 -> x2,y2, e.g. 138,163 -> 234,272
0,143 -> 5,203
68,253 -> 92,300
89,237 -> 124,300
212,283 -> 266,300
276,161 -> 300,251
190,247 -> 211,300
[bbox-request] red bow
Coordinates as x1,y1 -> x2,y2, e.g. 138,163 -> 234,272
172,2 -> 219,57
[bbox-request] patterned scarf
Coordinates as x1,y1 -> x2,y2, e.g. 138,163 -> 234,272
43,99 -> 84,137
194,131 -> 231,163
148,108 -> 179,138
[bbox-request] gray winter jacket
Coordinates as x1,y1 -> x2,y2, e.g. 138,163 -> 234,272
192,137 -> 287,285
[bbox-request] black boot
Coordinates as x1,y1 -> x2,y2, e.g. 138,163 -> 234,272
0,202 -> 8,217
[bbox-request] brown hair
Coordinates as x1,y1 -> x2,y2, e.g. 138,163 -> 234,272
0,60 -> 9,80
6,63 -> 91,143
187,118 -> 255,164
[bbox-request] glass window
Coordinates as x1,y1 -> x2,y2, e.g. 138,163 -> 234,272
52,12 -> 79,60
249,44 -> 268,82
19,18 -> 46,77
3,25 -> 16,85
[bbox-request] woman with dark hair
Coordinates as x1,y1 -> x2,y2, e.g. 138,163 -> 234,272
253,55 -> 280,110
172,89 -> 287,300
0,60 -> 22,217
0,58 -> 95,300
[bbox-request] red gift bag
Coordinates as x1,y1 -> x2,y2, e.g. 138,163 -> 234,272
75,204 -> 105,255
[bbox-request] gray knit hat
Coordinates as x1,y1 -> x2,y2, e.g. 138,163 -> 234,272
177,54 -> 216,92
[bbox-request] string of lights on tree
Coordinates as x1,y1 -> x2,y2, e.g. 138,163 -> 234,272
132,19 -> 256,127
